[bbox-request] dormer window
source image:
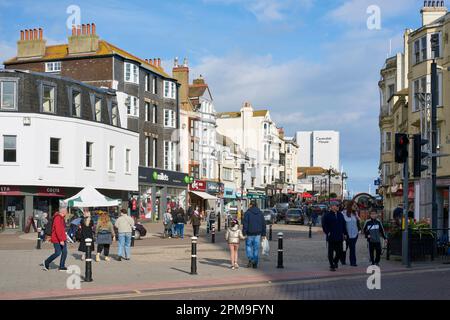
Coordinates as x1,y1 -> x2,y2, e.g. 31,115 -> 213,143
45,61 -> 61,73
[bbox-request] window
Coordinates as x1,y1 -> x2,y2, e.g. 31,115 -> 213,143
0,81 -> 17,110
152,138 -> 157,167
94,97 -> 102,121
124,63 -> 139,84
45,62 -> 61,73
431,32 -> 442,58
126,95 -> 139,117
145,74 -> 150,92
264,144 -> 267,160
164,141 -> 176,170
190,119 -> 199,137
272,168 -> 275,182
3,135 -> 16,163
263,167 -> 267,184
382,163 -> 391,182
72,91 -> 81,117
85,142 -> 93,168
152,76 -> 157,94
438,71 -> 443,107
421,36 -> 427,61
108,146 -> 115,171
111,103 -> 118,126
42,85 -> 55,113
152,105 -> 157,124
145,102 -> 151,122
125,149 -> 131,173
413,76 -> 427,112
163,81 -> 176,99
145,137 -> 151,167
388,84 -> 395,100
49,138 -> 60,165
414,36 -> 428,64
382,132 -> 392,153
223,167 -> 234,181
164,109 -> 176,128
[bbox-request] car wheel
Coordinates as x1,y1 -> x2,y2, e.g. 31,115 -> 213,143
135,230 -> 141,240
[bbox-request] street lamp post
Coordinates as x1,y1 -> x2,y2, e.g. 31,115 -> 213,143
322,168 -> 336,205
341,172 -> 348,202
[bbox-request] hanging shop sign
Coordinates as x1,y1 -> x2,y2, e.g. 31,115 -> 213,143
189,180 -> 207,192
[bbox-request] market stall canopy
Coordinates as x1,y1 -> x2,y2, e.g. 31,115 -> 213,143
301,192 -> 313,198
61,186 -> 120,208
190,191 -> 217,200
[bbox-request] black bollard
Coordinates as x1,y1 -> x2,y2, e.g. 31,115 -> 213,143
36,227 -> 42,249
131,226 -> 136,247
269,224 -> 273,241
386,237 -> 390,261
277,232 -> 284,269
85,238 -> 93,282
191,236 -> 198,275
211,224 -> 216,243
308,221 -> 312,239
218,213 -> 221,232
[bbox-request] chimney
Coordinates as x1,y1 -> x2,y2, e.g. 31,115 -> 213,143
157,58 -> 161,67
421,1 -> 447,26
17,27 -> 46,59
174,57 -> 179,67
172,56 -> 189,105
68,22 -> 100,55
193,74 -> 205,85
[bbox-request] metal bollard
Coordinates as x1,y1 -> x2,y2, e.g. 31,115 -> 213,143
277,232 -> 284,269
191,236 -> 198,275
269,224 -> 273,241
211,224 -> 216,243
309,221 -> 312,239
36,227 -> 42,249
84,238 -> 93,282
131,226 -> 136,247
218,214 -> 221,232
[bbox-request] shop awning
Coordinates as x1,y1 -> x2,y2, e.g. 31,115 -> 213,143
190,191 -> 217,200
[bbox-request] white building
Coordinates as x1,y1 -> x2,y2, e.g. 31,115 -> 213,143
295,130 -> 340,171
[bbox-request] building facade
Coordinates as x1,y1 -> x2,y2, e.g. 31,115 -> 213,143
0,69 -> 139,231
3,24 -> 188,219
295,130 -> 340,171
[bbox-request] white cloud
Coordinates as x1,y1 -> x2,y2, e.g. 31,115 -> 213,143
203,0 -> 314,21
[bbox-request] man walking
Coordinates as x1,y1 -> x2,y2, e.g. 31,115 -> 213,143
243,200 -> 267,269
363,209 -> 387,266
43,205 -> 68,271
322,203 -> 348,272
115,209 -> 135,261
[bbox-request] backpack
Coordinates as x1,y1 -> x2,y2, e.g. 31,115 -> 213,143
209,212 -> 216,221
44,216 -> 54,237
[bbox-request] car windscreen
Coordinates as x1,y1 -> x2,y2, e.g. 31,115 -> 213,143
287,210 -> 302,215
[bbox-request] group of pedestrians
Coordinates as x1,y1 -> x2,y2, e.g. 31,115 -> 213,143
322,201 -> 387,271
42,205 -> 136,271
163,205 -> 187,239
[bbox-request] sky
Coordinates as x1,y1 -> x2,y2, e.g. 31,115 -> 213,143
0,0 -> 426,195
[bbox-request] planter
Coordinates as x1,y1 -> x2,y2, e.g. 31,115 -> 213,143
387,232 -> 436,261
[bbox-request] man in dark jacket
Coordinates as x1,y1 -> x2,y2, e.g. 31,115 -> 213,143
243,200 -> 267,269
322,203 -> 348,271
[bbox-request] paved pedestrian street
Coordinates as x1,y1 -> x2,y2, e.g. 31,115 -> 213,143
1,223 -> 448,300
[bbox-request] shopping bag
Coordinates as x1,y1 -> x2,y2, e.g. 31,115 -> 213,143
262,238 -> 270,256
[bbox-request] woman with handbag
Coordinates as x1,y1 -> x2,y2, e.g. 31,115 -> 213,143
78,209 -> 94,261
95,212 -> 115,262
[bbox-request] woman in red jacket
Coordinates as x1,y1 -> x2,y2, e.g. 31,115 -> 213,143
43,206 -> 68,271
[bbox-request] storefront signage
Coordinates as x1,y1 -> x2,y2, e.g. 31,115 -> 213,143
224,188 -> 236,199
0,186 -> 22,196
247,192 -> 266,200
189,180 -> 207,192
207,182 -> 223,195
139,167 -> 191,187
36,187 -> 65,197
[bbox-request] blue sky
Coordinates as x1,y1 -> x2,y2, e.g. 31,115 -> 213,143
0,0 -> 425,195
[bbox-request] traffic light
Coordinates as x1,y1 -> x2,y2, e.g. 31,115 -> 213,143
431,33 -> 439,57
395,133 -> 409,163
413,134 -> 429,177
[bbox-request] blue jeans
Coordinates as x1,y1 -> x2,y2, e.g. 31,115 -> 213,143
245,235 -> 261,265
118,232 -> 132,258
171,224 -> 176,237
177,223 -> 184,238
45,242 -> 67,268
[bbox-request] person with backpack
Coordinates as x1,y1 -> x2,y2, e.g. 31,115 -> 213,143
322,203 -> 348,272
363,209 -> 387,266
225,218 -> 246,269
42,206 -> 69,271
95,212 -> 115,262
242,200 -> 267,269
114,209 -> 135,261
175,206 -> 186,239
163,207 -> 174,238
77,209 -> 94,261
190,207 -> 201,237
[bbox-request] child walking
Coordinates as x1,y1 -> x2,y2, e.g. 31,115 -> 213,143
225,219 -> 246,270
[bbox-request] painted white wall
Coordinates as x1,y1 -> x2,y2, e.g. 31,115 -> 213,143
179,109 -> 190,174
312,131 -> 340,170
0,112 -> 139,191
296,131 -> 312,167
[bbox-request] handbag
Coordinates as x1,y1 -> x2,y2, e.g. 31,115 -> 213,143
96,230 -> 112,245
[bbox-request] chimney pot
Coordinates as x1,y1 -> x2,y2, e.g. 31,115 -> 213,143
92,23 -> 96,35
33,29 -> 38,40
20,30 -> 24,41
72,26 -> 76,36
87,24 -> 91,35
25,29 -> 29,40
153,58 -> 157,65
76,26 -> 81,36
82,24 -> 86,35
39,28 -> 43,39
158,58 -> 161,67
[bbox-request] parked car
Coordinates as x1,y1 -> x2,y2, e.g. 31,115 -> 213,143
269,208 -> 279,224
285,208 -> 305,225
275,203 -> 290,221
262,209 -> 277,225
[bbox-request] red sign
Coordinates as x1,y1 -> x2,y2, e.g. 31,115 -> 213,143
0,186 -> 21,196
36,187 -> 65,197
189,180 -> 207,192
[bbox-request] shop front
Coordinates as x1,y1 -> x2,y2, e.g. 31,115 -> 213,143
139,167 -> 191,221
247,190 -> 267,209
188,180 -> 223,215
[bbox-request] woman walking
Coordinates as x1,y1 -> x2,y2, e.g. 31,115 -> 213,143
95,212 -> 115,262
225,219 -> 246,269
78,209 -> 94,261
190,206 -> 201,237
342,201 -> 361,266
163,207 -> 174,238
